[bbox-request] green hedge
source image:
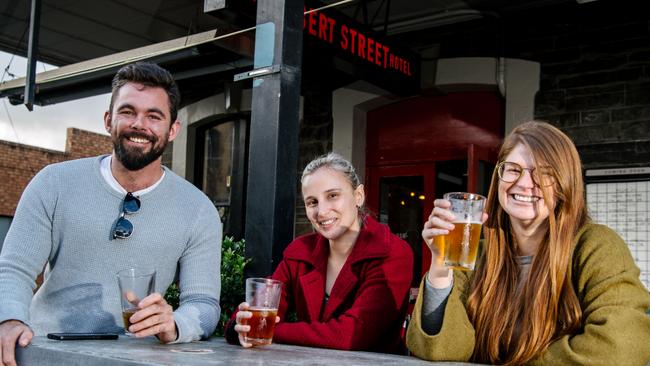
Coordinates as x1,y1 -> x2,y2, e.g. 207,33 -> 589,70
164,236 -> 249,336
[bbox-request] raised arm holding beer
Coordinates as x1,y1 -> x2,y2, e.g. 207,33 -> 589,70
227,152 -> 414,352
406,121 -> 650,365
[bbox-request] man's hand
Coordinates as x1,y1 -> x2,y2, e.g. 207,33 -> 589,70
0,320 -> 33,366
127,293 -> 177,343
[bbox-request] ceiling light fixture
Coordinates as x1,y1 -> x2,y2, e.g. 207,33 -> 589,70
375,9 -> 498,36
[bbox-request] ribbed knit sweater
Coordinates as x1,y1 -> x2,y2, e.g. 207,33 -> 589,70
0,156 -> 222,343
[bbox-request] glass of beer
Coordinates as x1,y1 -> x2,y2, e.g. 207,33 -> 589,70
440,192 -> 485,270
116,268 -> 156,335
242,277 -> 283,346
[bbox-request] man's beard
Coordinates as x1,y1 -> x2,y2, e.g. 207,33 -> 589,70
113,130 -> 169,171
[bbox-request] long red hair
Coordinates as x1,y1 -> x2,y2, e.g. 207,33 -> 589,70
467,121 -> 589,365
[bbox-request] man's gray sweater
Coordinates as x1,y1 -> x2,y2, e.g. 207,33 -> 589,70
0,156 -> 222,343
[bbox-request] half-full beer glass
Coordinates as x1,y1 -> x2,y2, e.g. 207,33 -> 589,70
242,278 -> 282,346
440,192 -> 485,270
116,268 -> 156,335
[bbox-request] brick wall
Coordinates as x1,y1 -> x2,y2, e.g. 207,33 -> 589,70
425,1 -> 650,169
0,128 -> 111,217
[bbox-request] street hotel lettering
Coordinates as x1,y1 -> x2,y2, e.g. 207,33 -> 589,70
303,4 -> 420,95
304,9 -> 412,77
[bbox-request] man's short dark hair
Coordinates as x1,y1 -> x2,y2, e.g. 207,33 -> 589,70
109,62 -> 180,123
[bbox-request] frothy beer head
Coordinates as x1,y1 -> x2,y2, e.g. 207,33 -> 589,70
445,192 -> 485,222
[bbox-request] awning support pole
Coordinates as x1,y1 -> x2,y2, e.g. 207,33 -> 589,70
243,0 -> 304,277
24,0 -> 41,111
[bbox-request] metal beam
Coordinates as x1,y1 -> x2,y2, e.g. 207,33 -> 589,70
362,0 -> 369,26
244,0 -> 304,277
24,0 -> 41,111
384,0 -> 391,35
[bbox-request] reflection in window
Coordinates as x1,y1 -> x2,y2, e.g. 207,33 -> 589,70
435,160 -> 467,199
478,160 -> 495,197
379,176 -> 424,286
161,141 -> 174,169
201,122 -> 235,223
0,216 -> 12,254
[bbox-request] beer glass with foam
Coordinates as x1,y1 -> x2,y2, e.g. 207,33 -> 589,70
116,268 -> 156,335
242,278 -> 283,346
439,192 -> 485,270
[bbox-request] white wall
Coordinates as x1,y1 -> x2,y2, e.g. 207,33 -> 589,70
332,81 -> 389,182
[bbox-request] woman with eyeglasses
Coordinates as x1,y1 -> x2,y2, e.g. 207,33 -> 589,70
406,121 -> 650,365
225,152 -> 414,352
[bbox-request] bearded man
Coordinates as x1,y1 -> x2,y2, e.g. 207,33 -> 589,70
0,62 -> 222,366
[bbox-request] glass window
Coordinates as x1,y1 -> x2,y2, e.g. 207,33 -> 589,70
200,122 -> 235,224
435,160 -> 467,198
0,216 -> 12,254
194,117 -> 248,239
161,141 -> 174,169
379,176 -> 425,285
478,160 -> 495,197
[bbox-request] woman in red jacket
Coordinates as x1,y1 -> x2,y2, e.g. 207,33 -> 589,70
226,152 -> 413,352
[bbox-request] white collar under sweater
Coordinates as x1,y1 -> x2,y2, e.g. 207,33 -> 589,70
100,155 -> 165,196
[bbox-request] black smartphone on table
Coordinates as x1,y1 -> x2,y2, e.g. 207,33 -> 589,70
47,333 -> 119,340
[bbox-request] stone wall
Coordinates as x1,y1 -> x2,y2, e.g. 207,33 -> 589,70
429,1 -> 650,170
530,18 -> 650,169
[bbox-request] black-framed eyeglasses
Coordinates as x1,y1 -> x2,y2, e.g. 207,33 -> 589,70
112,192 -> 141,239
496,161 -> 556,187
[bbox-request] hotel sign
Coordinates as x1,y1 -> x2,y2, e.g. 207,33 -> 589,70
303,3 -> 420,95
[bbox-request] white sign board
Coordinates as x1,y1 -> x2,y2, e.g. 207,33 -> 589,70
586,175 -> 649,290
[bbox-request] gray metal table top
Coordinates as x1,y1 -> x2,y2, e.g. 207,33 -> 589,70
16,336 -> 474,365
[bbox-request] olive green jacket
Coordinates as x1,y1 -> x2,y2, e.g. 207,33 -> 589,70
406,223 -> 650,365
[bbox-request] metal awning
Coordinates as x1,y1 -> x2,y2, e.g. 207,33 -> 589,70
0,27 -> 255,106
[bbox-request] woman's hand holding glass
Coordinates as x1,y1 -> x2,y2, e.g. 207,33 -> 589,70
234,302 -> 281,348
422,199 -> 488,287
